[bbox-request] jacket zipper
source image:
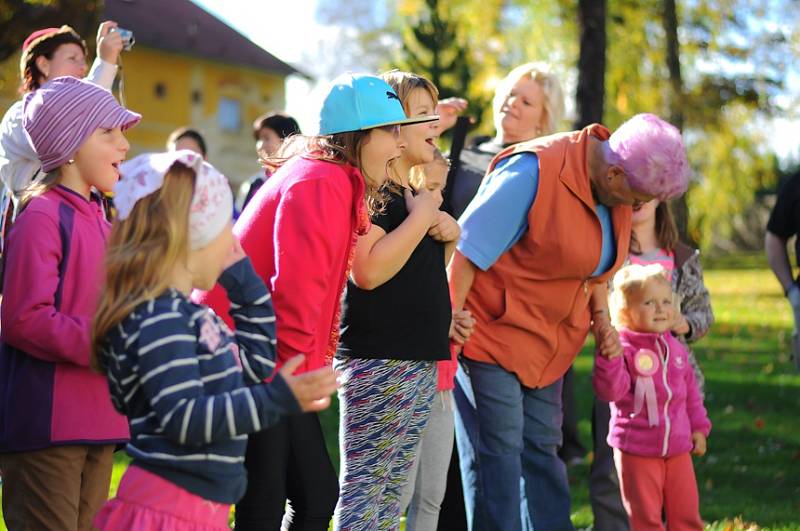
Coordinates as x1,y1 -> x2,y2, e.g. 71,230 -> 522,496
658,336 -> 673,456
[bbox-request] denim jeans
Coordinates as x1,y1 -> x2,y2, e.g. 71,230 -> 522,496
454,358 -> 574,531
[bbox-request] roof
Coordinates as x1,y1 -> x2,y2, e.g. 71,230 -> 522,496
104,0 -> 302,77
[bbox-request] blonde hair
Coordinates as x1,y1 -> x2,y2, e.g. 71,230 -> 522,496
492,62 -> 566,138
18,170 -> 61,212
609,264 -> 674,329
91,162 -> 196,371
409,148 -> 449,191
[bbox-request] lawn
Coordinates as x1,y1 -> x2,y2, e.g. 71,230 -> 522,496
1,256 -> 799,530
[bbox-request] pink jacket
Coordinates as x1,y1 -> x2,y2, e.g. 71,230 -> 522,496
195,156 -> 369,375
0,186 -> 129,451
592,328 -> 711,458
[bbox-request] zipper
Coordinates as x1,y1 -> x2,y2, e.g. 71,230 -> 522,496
658,336 -> 673,456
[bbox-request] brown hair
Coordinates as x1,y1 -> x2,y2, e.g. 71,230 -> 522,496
91,162 -> 196,372
630,201 -> 680,254
264,131 -> 388,215
18,171 -> 62,212
20,30 -> 88,94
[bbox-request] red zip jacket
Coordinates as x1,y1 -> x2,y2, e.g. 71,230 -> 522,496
194,156 -> 369,374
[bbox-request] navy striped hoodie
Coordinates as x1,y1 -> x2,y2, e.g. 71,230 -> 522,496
99,258 -> 299,503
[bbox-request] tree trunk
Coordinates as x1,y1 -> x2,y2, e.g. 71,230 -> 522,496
662,0 -> 693,244
574,0 -> 607,128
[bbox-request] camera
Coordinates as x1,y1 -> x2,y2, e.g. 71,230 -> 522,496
110,27 -> 135,51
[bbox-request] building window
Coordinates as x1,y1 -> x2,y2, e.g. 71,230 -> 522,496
218,97 -> 241,132
154,82 -> 166,99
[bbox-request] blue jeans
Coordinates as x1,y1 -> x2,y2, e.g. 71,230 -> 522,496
454,359 -> 574,531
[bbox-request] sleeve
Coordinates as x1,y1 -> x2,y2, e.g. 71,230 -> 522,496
135,302 -> 299,447
1,210 -> 92,365
0,101 -> 39,194
456,153 -> 539,271
267,178 -> 351,364
766,175 -> 800,239
592,351 -> 632,403
683,352 -> 712,436
680,254 -> 714,344
216,258 -> 278,383
86,58 -> 119,91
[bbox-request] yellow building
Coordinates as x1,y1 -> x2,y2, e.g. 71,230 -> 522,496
0,0 -> 303,185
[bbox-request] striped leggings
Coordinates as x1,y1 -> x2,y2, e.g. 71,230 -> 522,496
332,357 -> 436,531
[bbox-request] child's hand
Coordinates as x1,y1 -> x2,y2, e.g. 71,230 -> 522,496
222,238 -> 247,270
428,211 -> 461,242
592,318 -> 623,359
450,309 -> 475,345
279,355 -> 339,412
671,313 -> 690,336
691,431 -> 707,456
404,188 -> 439,225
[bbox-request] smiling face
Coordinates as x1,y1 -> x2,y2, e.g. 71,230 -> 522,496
498,76 -> 547,144
37,43 -> 88,82
360,125 -> 405,187
623,277 -> 675,334
398,87 -> 439,167
71,126 -> 130,193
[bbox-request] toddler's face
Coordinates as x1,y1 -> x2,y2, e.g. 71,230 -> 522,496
624,278 -> 674,334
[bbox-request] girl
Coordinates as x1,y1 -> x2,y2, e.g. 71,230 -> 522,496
594,264 -> 711,530
591,200 -> 714,531
1,22 -> 122,222
399,149 -> 473,531
91,150 -> 338,529
0,76 -> 139,531
194,72 -> 434,531
333,71 -> 456,530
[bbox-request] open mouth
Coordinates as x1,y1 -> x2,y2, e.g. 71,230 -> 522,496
425,137 -> 435,147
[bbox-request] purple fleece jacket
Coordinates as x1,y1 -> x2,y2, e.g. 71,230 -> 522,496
592,328 -> 711,458
0,185 -> 128,452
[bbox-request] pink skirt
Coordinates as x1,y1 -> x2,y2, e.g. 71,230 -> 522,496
94,465 -> 232,530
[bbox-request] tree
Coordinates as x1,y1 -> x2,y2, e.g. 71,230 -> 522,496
574,0 -> 607,128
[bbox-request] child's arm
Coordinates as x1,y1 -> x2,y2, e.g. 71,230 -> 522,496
677,254 -> 714,343
134,302 -> 303,446
428,210 -> 461,265
350,188 -> 439,290
1,211 -> 92,366
592,349 -> 632,403
216,255 -> 277,384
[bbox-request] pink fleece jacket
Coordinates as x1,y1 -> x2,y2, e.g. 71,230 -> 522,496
0,186 -> 129,451
592,328 -> 711,458
194,156 -> 369,375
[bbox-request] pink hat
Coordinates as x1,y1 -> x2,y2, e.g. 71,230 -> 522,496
22,76 -> 141,172
605,113 -> 690,201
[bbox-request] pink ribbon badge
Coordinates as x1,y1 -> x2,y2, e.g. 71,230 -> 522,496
633,348 -> 660,427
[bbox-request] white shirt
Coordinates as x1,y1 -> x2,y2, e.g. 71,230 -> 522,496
0,58 -> 118,207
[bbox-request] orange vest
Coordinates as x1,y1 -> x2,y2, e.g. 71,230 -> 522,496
463,124 -> 632,388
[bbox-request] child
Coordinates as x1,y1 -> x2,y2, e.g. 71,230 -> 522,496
590,199 -> 714,531
194,72 -> 433,531
333,71 -> 457,530
0,76 -> 139,531
1,22 -> 123,221
593,264 -> 711,531
91,150 -> 338,529
399,149 -> 474,531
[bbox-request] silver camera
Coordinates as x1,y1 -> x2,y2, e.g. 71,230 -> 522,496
110,27 -> 135,51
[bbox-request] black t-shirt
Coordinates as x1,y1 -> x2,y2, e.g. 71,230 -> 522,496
338,188 -> 451,361
767,171 -> 800,269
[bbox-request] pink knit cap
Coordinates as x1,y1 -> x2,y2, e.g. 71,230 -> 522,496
22,76 -> 141,172
605,113 -> 690,201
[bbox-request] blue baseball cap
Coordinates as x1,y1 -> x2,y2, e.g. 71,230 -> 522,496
319,72 -> 439,135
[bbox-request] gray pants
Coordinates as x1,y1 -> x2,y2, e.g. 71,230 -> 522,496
400,390 -> 455,531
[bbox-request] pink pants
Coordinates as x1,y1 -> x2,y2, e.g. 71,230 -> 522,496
614,449 -> 703,531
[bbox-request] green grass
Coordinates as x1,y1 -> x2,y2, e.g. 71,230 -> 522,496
2,260 -> 799,530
